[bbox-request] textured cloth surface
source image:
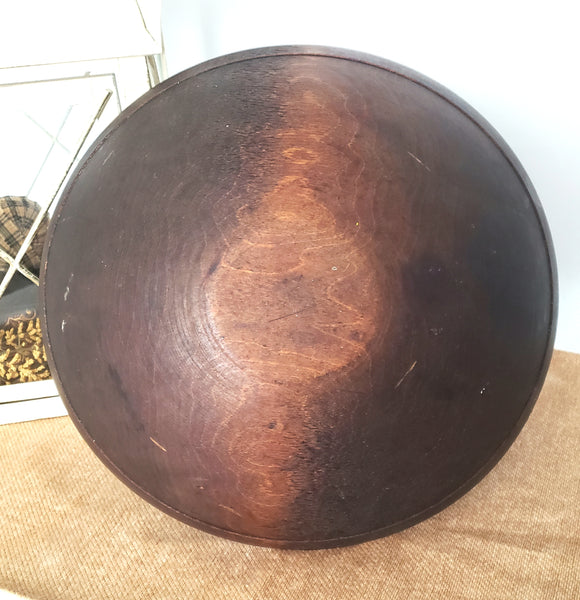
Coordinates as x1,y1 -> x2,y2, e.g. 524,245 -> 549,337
1,350 -> 578,599
0,196 -> 48,277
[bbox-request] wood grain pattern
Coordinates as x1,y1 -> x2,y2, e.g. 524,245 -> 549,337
41,47 -> 557,548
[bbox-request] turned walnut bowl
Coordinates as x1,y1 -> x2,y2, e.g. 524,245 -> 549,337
41,46 -> 557,549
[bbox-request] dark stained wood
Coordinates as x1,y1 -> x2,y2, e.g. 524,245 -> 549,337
40,46 -> 557,549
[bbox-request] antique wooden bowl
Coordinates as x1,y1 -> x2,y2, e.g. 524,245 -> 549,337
41,46 -> 557,549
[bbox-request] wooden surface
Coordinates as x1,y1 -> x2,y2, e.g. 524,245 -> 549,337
41,47 -> 557,548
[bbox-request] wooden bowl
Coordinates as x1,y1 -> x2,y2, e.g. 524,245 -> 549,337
41,47 -> 557,549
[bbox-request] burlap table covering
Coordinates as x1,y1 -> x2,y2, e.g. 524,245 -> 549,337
1,350 -> 578,599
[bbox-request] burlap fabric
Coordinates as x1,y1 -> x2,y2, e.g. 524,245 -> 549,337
1,350 -> 578,599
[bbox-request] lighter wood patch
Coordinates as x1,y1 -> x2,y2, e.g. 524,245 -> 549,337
207,174 -> 380,385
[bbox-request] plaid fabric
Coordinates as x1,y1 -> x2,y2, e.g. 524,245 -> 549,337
0,196 -> 49,277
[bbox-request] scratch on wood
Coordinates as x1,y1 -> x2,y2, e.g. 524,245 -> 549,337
395,360 -> 418,389
218,504 -> 243,518
407,151 -> 431,172
149,436 -> 167,452
103,150 -> 114,166
267,304 -> 314,323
